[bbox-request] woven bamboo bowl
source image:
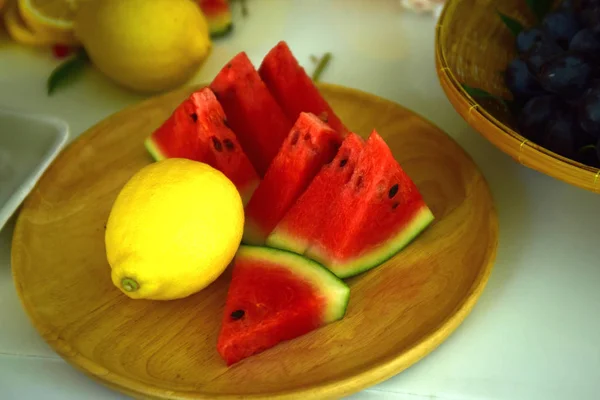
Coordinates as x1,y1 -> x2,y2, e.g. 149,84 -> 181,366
435,0 -> 600,193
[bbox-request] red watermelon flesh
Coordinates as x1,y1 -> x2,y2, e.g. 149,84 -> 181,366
145,88 -> 260,205
145,96 -> 202,161
266,132 -> 365,255
271,130 -> 434,278
243,112 -> 343,245
259,41 -> 349,136
210,52 -> 293,176
216,245 -> 350,366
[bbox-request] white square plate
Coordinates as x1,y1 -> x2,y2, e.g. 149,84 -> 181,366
0,108 -> 69,231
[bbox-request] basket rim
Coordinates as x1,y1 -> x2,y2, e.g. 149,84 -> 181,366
434,0 -> 600,178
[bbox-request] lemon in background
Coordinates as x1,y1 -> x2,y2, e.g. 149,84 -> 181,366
74,0 -> 212,93
105,158 -> 244,301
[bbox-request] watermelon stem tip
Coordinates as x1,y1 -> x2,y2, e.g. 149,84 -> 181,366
121,277 -> 139,292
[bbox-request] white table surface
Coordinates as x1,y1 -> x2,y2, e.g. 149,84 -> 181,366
2,1 -> 600,399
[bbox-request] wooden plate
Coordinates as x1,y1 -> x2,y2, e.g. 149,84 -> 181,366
11,83 -> 498,400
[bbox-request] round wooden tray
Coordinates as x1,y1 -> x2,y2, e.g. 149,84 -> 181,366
11,83 -> 498,400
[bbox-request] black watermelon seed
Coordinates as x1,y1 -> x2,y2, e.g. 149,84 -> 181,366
355,175 -> 363,189
291,130 -> 300,145
304,133 -> 311,141
190,113 -> 198,122
388,184 -> 399,198
230,310 -> 244,320
223,138 -> 235,150
226,63 -> 232,68
392,202 -> 399,209
212,137 -> 223,152
339,159 -> 348,167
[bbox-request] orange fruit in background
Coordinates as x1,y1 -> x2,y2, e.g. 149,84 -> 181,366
2,0 -> 80,46
16,0 -> 83,44
3,0 -> 55,46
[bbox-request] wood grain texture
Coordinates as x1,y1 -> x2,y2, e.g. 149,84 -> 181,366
11,83 -> 498,400
435,0 -> 600,193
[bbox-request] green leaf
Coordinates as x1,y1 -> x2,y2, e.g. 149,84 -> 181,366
578,144 -> 597,154
526,0 -> 554,22
461,84 -> 497,99
47,48 -> 89,96
497,11 -> 524,36
461,83 -> 511,110
312,52 -> 332,82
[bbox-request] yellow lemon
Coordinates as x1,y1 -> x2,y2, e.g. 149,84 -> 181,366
105,158 -> 244,300
74,0 -> 212,93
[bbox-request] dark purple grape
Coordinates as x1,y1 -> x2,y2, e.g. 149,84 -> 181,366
579,5 -> 600,33
586,79 -> 600,92
561,0 -> 574,9
576,0 -> 600,11
569,28 -> 600,58
577,86 -> 600,137
525,39 -> 565,73
578,0 -> 600,6
505,58 -> 546,98
516,28 -> 546,55
537,53 -> 593,98
517,95 -> 562,142
542,10 -> 581,48
542,109 -> 579,158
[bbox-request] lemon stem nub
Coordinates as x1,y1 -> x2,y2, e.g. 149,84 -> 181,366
121,278 -> 139,292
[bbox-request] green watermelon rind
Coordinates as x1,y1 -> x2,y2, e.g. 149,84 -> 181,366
241,218 -> 266,246
311,205 -> 434,278
236,245 -> 351,323
266,228 -> 307,256
144,137 -> 166,162
275,204 -> 434,279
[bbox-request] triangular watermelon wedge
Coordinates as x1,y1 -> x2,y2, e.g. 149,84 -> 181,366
216,245 -> 350,366
210,52 -> 293,176
304,130 -> 434,278
145,88 -> 260,205
259,41 -> 349,136
266,132 -> 365,255
243,112 -> 343,245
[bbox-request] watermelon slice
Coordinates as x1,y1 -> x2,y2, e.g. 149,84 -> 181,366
198,0 -> 233,38
259,41 -> 349,136
210,52 -> 294,176
145,87 -> 260,205
270,130 -> 434,278
266,132 -> 365,255
216,245 -> 350,366
243,112 -> 343,245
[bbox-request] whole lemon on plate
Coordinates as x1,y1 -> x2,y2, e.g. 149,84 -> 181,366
74,0 -> 212,93
105,158 -> 244,300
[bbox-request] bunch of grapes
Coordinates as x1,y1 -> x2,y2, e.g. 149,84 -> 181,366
506,0 -> 600,167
